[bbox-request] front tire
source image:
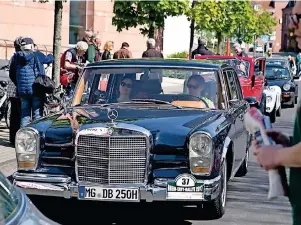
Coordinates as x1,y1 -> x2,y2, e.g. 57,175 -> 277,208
201,159 -> 227,219
235,150 -> 249,177
276,103 -> 281,117
269,106 -> 276,123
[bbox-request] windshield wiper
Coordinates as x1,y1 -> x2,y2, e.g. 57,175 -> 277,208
109,99 -> 183,109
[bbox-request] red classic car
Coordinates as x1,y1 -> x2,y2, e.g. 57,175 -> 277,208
193,55 -> 266,112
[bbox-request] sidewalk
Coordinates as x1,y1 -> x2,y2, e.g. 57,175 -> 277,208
0,122 -> 16,177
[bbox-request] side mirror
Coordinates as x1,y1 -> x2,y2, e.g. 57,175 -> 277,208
244,96 -> 259,109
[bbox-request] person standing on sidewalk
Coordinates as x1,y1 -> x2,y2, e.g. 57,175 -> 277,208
142,38 -> 163,58
253,3 -> 301,224
113,42 -> 132,59
9,37 -> 46,127
102,41 -> 114,60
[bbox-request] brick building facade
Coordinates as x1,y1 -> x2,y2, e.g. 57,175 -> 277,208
0,0 -> 148,60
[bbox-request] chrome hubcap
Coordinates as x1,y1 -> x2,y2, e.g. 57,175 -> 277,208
221,162 -> 227,208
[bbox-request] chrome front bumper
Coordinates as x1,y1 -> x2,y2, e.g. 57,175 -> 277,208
13,172 -> 221,202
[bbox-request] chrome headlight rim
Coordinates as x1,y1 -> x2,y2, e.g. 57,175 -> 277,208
283,83 -> 291,91
15,127 -> 40,171
189,131 -> 213,176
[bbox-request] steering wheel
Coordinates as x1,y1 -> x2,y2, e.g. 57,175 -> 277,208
173,94 -> 210,108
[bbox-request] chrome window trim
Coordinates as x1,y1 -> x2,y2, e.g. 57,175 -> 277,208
74,123 -> 152,186
15,127 -> 40,171
188,130 -> 213,176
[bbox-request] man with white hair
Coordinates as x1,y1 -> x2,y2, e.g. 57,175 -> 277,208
60,41 -> 88,93
233,43 -> 248,57
142,38 -> 163,58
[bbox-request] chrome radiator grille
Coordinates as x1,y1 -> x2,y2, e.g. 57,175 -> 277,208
76,133 -> 148,184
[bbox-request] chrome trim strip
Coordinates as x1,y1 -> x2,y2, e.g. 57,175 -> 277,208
45,143 -> 73,147
86,65 -> 220,70
13,172 -> 71,183
42,156 -> 73,161
15,127 -> 40,171
41,163 -> 73,168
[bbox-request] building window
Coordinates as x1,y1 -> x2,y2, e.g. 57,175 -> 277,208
69,0 -> 87,45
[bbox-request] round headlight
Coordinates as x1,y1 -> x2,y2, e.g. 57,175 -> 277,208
15,129 -> 37,152
266,96 -> 273,103
189,133 -> 212,156
283,83 -> 291,91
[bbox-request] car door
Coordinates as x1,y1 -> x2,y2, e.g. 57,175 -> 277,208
253,58 -> 265,102
224,69 -> 248,169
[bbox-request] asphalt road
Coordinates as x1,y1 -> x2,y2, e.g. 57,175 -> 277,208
26,82 -> 299,225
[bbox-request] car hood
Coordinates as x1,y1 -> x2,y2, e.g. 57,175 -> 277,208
266,79 -> 290,87
31,106 -> 223,147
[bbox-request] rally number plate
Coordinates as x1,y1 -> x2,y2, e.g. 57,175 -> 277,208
78,186 -> 140,202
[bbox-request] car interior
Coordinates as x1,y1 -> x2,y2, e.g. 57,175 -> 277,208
73,69 -> 225,110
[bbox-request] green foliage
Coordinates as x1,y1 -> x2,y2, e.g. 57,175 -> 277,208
256,11 -> 277,36
191,0 -> 277,44
112,0 -> 190,38
166,51 -> 188,59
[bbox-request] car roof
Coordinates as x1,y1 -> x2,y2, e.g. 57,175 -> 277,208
86,58 -> 224,70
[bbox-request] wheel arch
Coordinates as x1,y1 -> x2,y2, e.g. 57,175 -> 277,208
221,137 -> 234,181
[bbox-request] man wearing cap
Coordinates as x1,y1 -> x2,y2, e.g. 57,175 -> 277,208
191,38 -> 215,59
9,37 -> 48,127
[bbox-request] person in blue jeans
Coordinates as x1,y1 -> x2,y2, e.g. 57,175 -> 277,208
9,37 -> 53,127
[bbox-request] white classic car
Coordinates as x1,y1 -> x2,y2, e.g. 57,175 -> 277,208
264,85 -> 282,123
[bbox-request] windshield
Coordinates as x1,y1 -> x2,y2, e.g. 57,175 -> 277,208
196,59 -> 250,78
266,60 -> 288,67
266,66 -> 291,79
0,172 -> 19,222
74,67 -> 224,109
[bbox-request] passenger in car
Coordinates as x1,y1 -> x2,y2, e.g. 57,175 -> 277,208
186,75 -> 215,108
113,75 -> 134,102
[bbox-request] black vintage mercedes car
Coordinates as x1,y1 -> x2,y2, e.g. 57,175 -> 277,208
12,59 -> 250,219
265,64 -> 298,107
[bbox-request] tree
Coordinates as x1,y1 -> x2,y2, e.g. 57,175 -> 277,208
36,0 -> 64,88
256,11 -> 277,37
191,0 -> 248,53
52,0 -> 63,88
112,0 -> 190,38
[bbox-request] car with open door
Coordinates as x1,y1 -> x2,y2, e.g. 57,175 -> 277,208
193,55 -> 267,113
12,59 -> 250,220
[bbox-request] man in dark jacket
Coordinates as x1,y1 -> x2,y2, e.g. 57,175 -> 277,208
191,38 -> 215,58
142,38 -> 164,58
9,37 -> 46,127
113,42 -> 133,59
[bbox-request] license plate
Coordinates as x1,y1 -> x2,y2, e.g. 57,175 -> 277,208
78,186 -> 140,202
166,174 -> 205,200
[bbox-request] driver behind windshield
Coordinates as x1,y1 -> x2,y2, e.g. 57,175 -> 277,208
112,75 -> 133,103
187,75 -> 215,108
